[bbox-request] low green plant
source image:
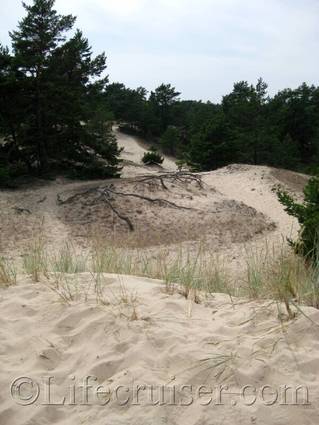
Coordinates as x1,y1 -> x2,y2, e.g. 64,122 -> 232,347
142,148 -> 164,165
23,238 -> 48,282
51,243 -> 87,273
277,176 -> 319,262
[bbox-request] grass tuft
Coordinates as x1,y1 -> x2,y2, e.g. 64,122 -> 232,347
0,257 -> 17,287
51,243 -> 87,274
23,237 -> 48,282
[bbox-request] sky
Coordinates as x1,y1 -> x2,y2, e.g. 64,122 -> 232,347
1,0 -> 318,102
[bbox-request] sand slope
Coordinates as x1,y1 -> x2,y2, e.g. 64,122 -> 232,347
1,274 -> 319,425
115,126 -> 177,177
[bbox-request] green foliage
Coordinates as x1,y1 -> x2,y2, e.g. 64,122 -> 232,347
107,78 -> 319,174
149,83 -> 180,134
222,78 -> 272,165
272,134 -> 300,169
187,111 -> 232,171
142,148 -> 164,166
0,0 -> 121,178
277,176 -> 319,261
104,83 -> 146,125
160,126 -> 181,155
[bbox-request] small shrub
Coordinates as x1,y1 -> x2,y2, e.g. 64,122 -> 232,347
142,148 -> 164,166
277,176 -> 319,262
175,159 -> 187,172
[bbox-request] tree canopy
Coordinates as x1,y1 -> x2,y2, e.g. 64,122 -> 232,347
105,78 -> 319,174
0,0 -> 122,179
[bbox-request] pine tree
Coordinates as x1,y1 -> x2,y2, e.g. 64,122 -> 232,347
1,0 -> 122,177
187,112 -> 232,170
149,84 -> 180,133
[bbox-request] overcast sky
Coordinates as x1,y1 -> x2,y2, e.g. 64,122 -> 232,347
1,0 -> 318,101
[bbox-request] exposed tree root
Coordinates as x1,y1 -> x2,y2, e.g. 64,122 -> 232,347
102,187 -> 194,211
56,171 -> 204,231
135,171 -> 204,189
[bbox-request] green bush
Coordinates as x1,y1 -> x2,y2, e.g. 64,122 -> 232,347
277,176 -> 319,262
142,148 -> 164,166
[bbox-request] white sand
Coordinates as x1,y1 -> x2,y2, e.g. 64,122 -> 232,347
115,126 -> 177,177
203,164 -> 300,243
1,274 -> 318,424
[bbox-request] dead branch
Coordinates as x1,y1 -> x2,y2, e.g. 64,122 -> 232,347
57,188 -> 97,205
135,171 -> 204,189
98,191 -> 134,231
12,206 -> 31,215
102,187 -> 194,210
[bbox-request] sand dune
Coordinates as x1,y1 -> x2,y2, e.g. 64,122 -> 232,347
1,129 -> 317,424
1,274 -> 319,425
115,126 -> 177,177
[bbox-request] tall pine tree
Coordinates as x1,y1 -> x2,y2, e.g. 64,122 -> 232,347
1,0 -> 122,177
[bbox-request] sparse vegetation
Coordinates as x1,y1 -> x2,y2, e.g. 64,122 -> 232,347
6,236 -> 317,316
51,243 -> 87,274
0,257 -> 17,287
23,238 -> 48,282
244,243 -> 319,315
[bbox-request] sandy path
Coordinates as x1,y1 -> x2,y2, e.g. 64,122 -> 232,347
115,126 -> 177,177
